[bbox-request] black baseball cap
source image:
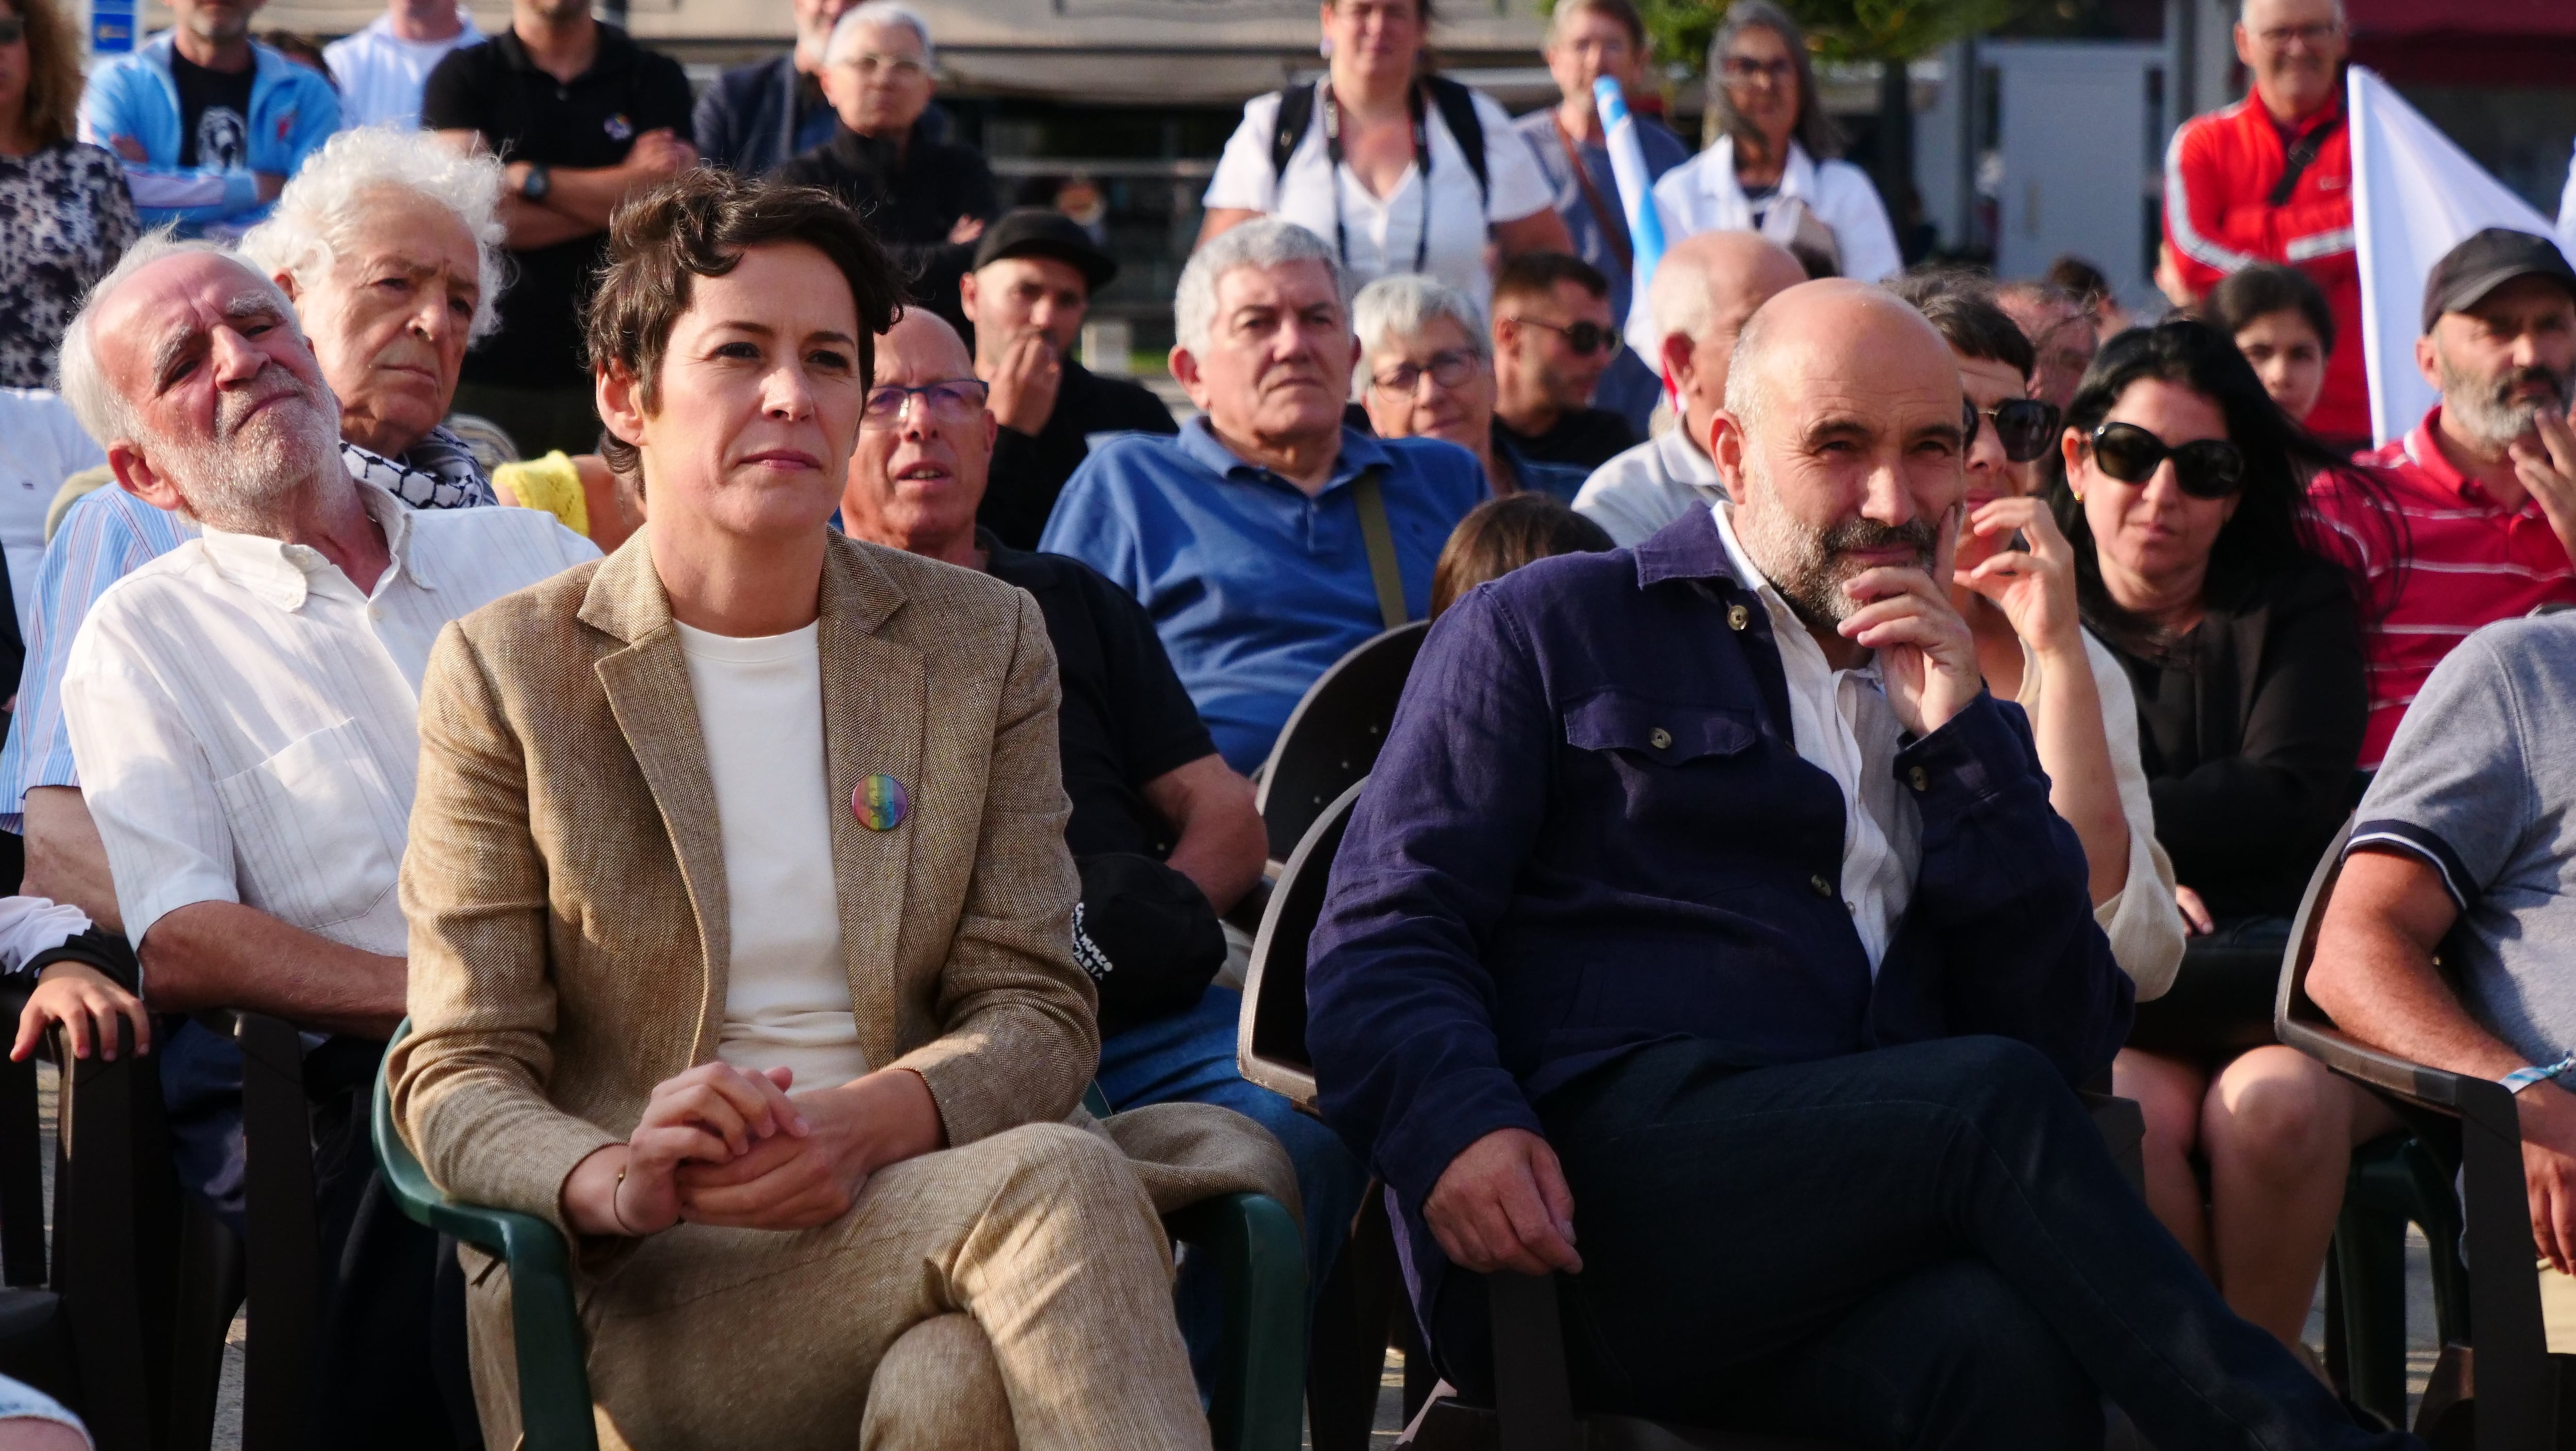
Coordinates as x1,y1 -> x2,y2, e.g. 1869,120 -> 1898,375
972,208 -> 1118,292
2420,227 -> 2576,334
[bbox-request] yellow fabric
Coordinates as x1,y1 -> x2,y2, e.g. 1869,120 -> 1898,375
492,451 -> 589,539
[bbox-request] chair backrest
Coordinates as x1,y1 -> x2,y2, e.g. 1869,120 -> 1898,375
2275,814 -> 2358,1040
1254,622 -> 1428,862
1236,779 -> 1369,1112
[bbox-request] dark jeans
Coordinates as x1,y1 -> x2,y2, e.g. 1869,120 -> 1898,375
162,1023 -> 480,1450
1432,1036 -> 2417,1450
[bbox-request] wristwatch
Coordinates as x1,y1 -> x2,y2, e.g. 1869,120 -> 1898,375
519,163 -> 552,204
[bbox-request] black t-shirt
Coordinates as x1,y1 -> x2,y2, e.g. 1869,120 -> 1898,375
979,360 -> 1178,551
170,50 -> 253,170
774,122 -> 1000,333
980,533 -> 1215,859
1495,406 -> 1635,471
421,25 -> 693,390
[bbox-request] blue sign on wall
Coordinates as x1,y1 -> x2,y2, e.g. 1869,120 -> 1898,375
90,0 -> 135,53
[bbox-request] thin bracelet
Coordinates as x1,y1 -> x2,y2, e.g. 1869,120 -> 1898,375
610,1162 -> 642,1236
2504,1053 -> 2576,1095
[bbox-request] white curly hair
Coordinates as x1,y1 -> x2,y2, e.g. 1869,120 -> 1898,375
240,126 -> 511,343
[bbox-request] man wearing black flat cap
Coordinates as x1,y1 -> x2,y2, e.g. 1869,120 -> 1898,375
960,208 -> 1180,548
2312,226 -> 2576,768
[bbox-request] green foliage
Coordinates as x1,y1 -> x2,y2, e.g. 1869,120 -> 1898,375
1598,0 -> 2026,70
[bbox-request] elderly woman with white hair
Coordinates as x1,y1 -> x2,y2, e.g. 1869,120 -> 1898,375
775,2 -> 998,332
1354,273 -> 1587,503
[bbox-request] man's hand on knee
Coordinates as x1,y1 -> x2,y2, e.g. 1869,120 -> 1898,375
1423,1127 -> 1583,1276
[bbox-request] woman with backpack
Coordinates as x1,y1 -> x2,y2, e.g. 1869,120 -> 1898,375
1198,0 -> 1569,308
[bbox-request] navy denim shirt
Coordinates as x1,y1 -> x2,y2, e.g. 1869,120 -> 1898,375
1307,506 -> 2133,1295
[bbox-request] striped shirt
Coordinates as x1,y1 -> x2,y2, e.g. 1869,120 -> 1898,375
61,480 -> 596,955
2309,407 -> 2576,767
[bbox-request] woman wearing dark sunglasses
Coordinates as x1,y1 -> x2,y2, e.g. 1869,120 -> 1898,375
0,0 -> 139,390
2047,318 -> 2393,1366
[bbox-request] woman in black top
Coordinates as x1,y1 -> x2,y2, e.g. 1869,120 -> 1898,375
2053,318 -> 2393,1360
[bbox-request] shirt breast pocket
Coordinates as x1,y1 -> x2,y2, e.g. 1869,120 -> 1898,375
210,718 -> 403,933
1563,690 -> 1768,833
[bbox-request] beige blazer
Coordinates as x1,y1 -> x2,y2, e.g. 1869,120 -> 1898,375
389,530 -> 1101,1239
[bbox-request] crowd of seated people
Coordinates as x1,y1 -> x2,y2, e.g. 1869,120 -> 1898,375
12,0 -> 2576,1431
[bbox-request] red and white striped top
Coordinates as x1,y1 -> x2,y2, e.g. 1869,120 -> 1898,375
2309,407 -> 2576,767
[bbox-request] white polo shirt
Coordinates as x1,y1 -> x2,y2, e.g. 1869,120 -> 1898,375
62,479 -> 596,958
1203,82 -> 1554,308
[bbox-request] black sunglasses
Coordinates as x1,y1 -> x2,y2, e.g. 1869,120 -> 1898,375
1962,398 -> 2062,464
2088,421 -> 2245,499
1509,316 -> 1621,358
0,15 -> 22,42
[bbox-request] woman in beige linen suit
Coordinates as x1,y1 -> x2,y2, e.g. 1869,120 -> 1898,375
389,172 -> 1285,1450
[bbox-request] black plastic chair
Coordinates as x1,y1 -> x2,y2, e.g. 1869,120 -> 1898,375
2276,815 -> 2564,1447
1252,622 -> 1428,864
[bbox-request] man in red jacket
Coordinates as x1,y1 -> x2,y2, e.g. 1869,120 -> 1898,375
2164,0 -> 2366,444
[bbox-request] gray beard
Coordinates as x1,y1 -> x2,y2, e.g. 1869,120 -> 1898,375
1731,495 -> 1940,629
2441,353 -> 2575,452
163,374 -> 346,533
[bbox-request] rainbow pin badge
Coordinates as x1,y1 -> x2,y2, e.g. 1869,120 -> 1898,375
853,774 -> 909,832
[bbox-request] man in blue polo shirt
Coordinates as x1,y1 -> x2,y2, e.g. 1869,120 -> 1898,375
1041,218 -> 1487,775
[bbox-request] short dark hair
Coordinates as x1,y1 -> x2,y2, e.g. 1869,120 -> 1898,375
1547,0 -> 1646,51
1885,272 -> 2036,380
2201,262 -> 2336,356
586,170 -> 906,478
2044,254 -> 2114,308
1430,494 -> 1614,617
1491,251 -> 1612,313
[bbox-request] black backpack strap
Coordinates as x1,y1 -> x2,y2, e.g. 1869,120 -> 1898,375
1423,74 -> 1489,207
1271,80 -> 1319,186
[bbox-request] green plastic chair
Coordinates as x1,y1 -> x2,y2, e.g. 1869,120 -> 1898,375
371,1021 -> 1308,1451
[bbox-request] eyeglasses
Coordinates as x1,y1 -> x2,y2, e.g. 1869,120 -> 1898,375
0,16 -> 23,43
2087,421 -> 2246,499
861,378 -> 989,426
2253,22 -> 2340,48
1720,55 -> 1797,86
1964,398 -> 2062,464
1371,349 -> 1479,395
1509,317 -> 1621,358
839,51 -> 928,79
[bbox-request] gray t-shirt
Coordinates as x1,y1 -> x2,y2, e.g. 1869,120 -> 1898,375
2352,613 -> 2576,1064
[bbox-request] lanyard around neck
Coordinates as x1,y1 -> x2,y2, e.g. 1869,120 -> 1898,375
1320,78 -> 1432,276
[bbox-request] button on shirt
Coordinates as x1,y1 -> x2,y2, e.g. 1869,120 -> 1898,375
61,482 -> 598,957
1711,501 -> 1918,969
1040,419 -> 1486,774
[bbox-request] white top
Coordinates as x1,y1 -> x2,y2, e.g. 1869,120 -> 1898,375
0,390 -> 105,646
675,619 -> 868,1094
1711,500 -> 1916,970
1202,83 -> 1555,308
62,480 -> 597,960
1634,136 -> 1902,344
325,12 -> 485,131
2018,632 -> 2187,1001
1573,427 -> 1724,548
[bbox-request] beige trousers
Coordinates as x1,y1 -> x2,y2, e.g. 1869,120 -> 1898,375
463,1121 -> 1212,1451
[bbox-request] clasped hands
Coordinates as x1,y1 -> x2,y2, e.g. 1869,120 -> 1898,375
565,1060 -> 937,1238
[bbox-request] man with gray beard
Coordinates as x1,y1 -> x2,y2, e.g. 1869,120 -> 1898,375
2312,228 -> 2576,769
47,235 -> 596,1447
1309,280 -> 2406,1448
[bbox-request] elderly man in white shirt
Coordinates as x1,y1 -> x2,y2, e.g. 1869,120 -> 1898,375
1575,229 -> 1804,546
49,232 -> 596,1449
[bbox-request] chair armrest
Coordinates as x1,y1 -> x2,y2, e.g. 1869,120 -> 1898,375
1162,1192 -> 1304,1451
370,1022 -> 599,1451
2278,1018 -> 2485,1119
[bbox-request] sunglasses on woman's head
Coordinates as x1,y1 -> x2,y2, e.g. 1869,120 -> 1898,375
1964,399 -> 2061,464
2088,421 -> 2245,499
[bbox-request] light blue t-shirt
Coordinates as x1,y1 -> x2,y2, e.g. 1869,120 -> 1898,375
2351,613 -> 2576,1065
1039,420 -> 1486,774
